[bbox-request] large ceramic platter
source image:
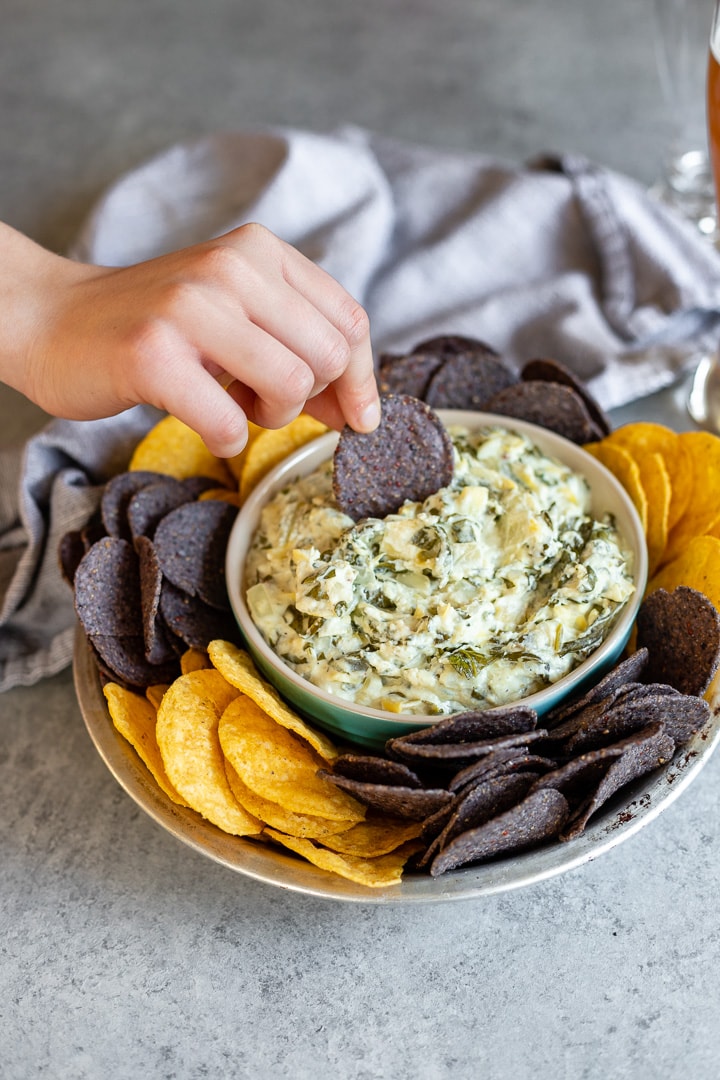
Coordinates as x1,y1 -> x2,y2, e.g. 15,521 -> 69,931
73,630 -> 720,903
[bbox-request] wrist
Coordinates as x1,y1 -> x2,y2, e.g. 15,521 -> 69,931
0,223 -> 80,402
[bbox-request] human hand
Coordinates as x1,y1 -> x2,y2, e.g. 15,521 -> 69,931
1,221 -> 380,456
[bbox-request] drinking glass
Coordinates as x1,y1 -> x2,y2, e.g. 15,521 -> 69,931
686,0 -> 720,427
653,0 -> 717,239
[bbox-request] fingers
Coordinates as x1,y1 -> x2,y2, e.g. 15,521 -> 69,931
154,226 -> 381,435
139,281 -> 322,431
126,297 -> 319,451
116,313 -> 250,457
150,360 -> 251,458
301,386 -> 346,432
270,235 -> 380,432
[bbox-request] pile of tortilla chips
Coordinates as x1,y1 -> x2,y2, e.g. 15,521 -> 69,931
585,423 -> 720,608
77,407 -> 720,888
104,640 -> 422,887
63,413 -> 329,689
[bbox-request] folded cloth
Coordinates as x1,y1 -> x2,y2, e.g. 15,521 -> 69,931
3,123 -> 720,692
0,409 -> 161,690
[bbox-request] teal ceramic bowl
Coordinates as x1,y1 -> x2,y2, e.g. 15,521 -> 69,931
225,411 -> 648,749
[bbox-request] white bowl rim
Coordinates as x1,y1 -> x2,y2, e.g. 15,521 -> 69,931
226,410 -> 649,728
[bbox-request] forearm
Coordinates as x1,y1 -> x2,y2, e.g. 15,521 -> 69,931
0,223 -> 85,403
1,224 -> 56,394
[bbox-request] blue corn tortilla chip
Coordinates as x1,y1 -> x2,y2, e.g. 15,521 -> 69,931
317,770 -> 453,821
75,536 -> 183,684
429,788 -> 569,875
556,686 -> 701,756
521,357 -> 611,437
560,722 -> 676,841
89,631 -> 180,689
75,463 -> 240,684
135,535 -> 176,666
419,799 -> 460,843
483,380 -> 603,444
332,393 -> 454,521
330,754 -> 423,788
100,470 -> 167,541
386,728 -> 548,768
448,746 -> 532,792
153,500 -> 237,611
377,353 -> 445,399
527,744 -> 627,809
180,475 -> 229,498
74,537 -> 142,638
544,683 -> 679,752
387,704 -> 537,747
424,348 -> 518,412
655,695 -> 711,745
127,477 -> 196,541
159,580 -> 240,649
410,334 -> 500,359
448,751 -> 558,794
544,648 -> 649,728
417,771 -> 540,870
635,586 -> 720,697
80,513 -> 107,551
58,529 -> 86,587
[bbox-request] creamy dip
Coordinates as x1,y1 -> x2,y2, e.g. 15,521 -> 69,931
245,426 -> 635,716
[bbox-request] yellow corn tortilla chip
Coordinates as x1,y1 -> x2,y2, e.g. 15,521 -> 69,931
264,829 -> 419,887
225,421 -> 263,486
207,639 -> 338,761
604,421 -> 691,530
129,415 -> 234,486
104,682 -> 187,806
703,515 -> 720,542
647,535 -> 720,612
663,431 -> 720,563
638,451 -> 671,576
224,760 -> 355,838
218,695 -> 365,822
180,647 -> 211,675
156,669 -> 262,835
198,488 -> 243,507
239,415 -> 328,501
318,817 -> 424,857
145,683 -> 171,711
584,441 -> 648,531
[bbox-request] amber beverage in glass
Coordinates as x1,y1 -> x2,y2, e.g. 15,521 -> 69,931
708,4 -> 720,208
686,2 -> 720,428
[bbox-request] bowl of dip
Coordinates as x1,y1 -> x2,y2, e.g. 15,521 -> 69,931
226,411 -> 648,749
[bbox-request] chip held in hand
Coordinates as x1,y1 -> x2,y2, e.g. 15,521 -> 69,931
332,393 -> 455,521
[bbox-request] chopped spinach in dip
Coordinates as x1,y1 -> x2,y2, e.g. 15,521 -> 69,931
245,426 -> 635,716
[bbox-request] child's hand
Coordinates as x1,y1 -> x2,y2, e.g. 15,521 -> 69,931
1,221 -> 380,456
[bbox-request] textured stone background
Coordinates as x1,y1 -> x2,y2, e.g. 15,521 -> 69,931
2,3 -> 719,1078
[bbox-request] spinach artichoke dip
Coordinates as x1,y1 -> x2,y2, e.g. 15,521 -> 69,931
245,426 -> 635,716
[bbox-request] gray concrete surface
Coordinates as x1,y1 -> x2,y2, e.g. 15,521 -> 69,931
2,2 -> 720,1078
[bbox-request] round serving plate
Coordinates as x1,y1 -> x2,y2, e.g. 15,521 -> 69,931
74,629 -> 720,903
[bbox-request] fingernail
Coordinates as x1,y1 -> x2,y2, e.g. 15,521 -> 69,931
358,399 -> 381,432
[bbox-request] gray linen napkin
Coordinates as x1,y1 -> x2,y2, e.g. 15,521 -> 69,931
0,409 -> 161,689
3,123 -> 720,692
